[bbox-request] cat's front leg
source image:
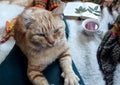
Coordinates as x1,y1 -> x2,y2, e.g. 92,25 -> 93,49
59,49 -> 80,85
27,64 -> 49,85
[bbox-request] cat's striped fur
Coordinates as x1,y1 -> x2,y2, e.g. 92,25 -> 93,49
14,7 -> 80,85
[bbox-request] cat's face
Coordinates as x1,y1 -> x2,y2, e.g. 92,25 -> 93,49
16,7 -> 65,48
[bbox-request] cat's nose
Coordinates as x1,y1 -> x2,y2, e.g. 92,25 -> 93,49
46,35 -> 55,46
48,40 -> 55,45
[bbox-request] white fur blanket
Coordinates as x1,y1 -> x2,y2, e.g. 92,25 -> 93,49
67,7 -> 120,85
0,1 -> 120,85
0,1 -> 24,64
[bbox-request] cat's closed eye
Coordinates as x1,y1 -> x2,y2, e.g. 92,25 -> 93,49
37,33 -> 45,37
54,29 -> 59,33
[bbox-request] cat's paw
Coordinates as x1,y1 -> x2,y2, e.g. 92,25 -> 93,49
61,72 -> 80,85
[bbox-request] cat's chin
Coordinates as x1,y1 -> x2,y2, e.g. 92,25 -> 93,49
41,44 -> 56,48
47,43 -> 56,47
31,44 -> 55,50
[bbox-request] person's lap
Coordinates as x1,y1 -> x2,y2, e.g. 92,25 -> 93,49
0,16 -> 85,85
0,45 -> 85,85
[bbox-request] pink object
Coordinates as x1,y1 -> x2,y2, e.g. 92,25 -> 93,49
82,19 -> 102,35
85,22 -> 99,31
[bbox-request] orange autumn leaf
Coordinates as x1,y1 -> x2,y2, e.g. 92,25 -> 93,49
6,21 -> 10,33
6,18 -> 16,33
0,18 -> 16,44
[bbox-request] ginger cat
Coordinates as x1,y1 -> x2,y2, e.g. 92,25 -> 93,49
14,7 -> 80,85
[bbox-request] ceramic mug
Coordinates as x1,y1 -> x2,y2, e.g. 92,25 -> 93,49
82,18 -> 102,36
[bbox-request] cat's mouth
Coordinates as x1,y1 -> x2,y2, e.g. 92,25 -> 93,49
47,43 -> 56,47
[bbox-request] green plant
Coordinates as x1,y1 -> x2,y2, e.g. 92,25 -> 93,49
75,5 -> 101,16
75,6 -> 87,13
87,6 -> 101,16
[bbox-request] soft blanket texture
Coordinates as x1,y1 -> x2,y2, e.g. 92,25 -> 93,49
0,1 -> 120,85
0,1 -> 24,64
67,7 -> 119,85
68,9 -> 120,85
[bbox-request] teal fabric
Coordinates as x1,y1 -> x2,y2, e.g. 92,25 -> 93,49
0,16 -> 85,85
0,45 -> 85,85
63,15 -> 69,39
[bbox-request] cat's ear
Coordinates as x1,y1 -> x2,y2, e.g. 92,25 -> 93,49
52,2 -> 66,18
22,13 -> 34,29
14,15 -> 27,36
